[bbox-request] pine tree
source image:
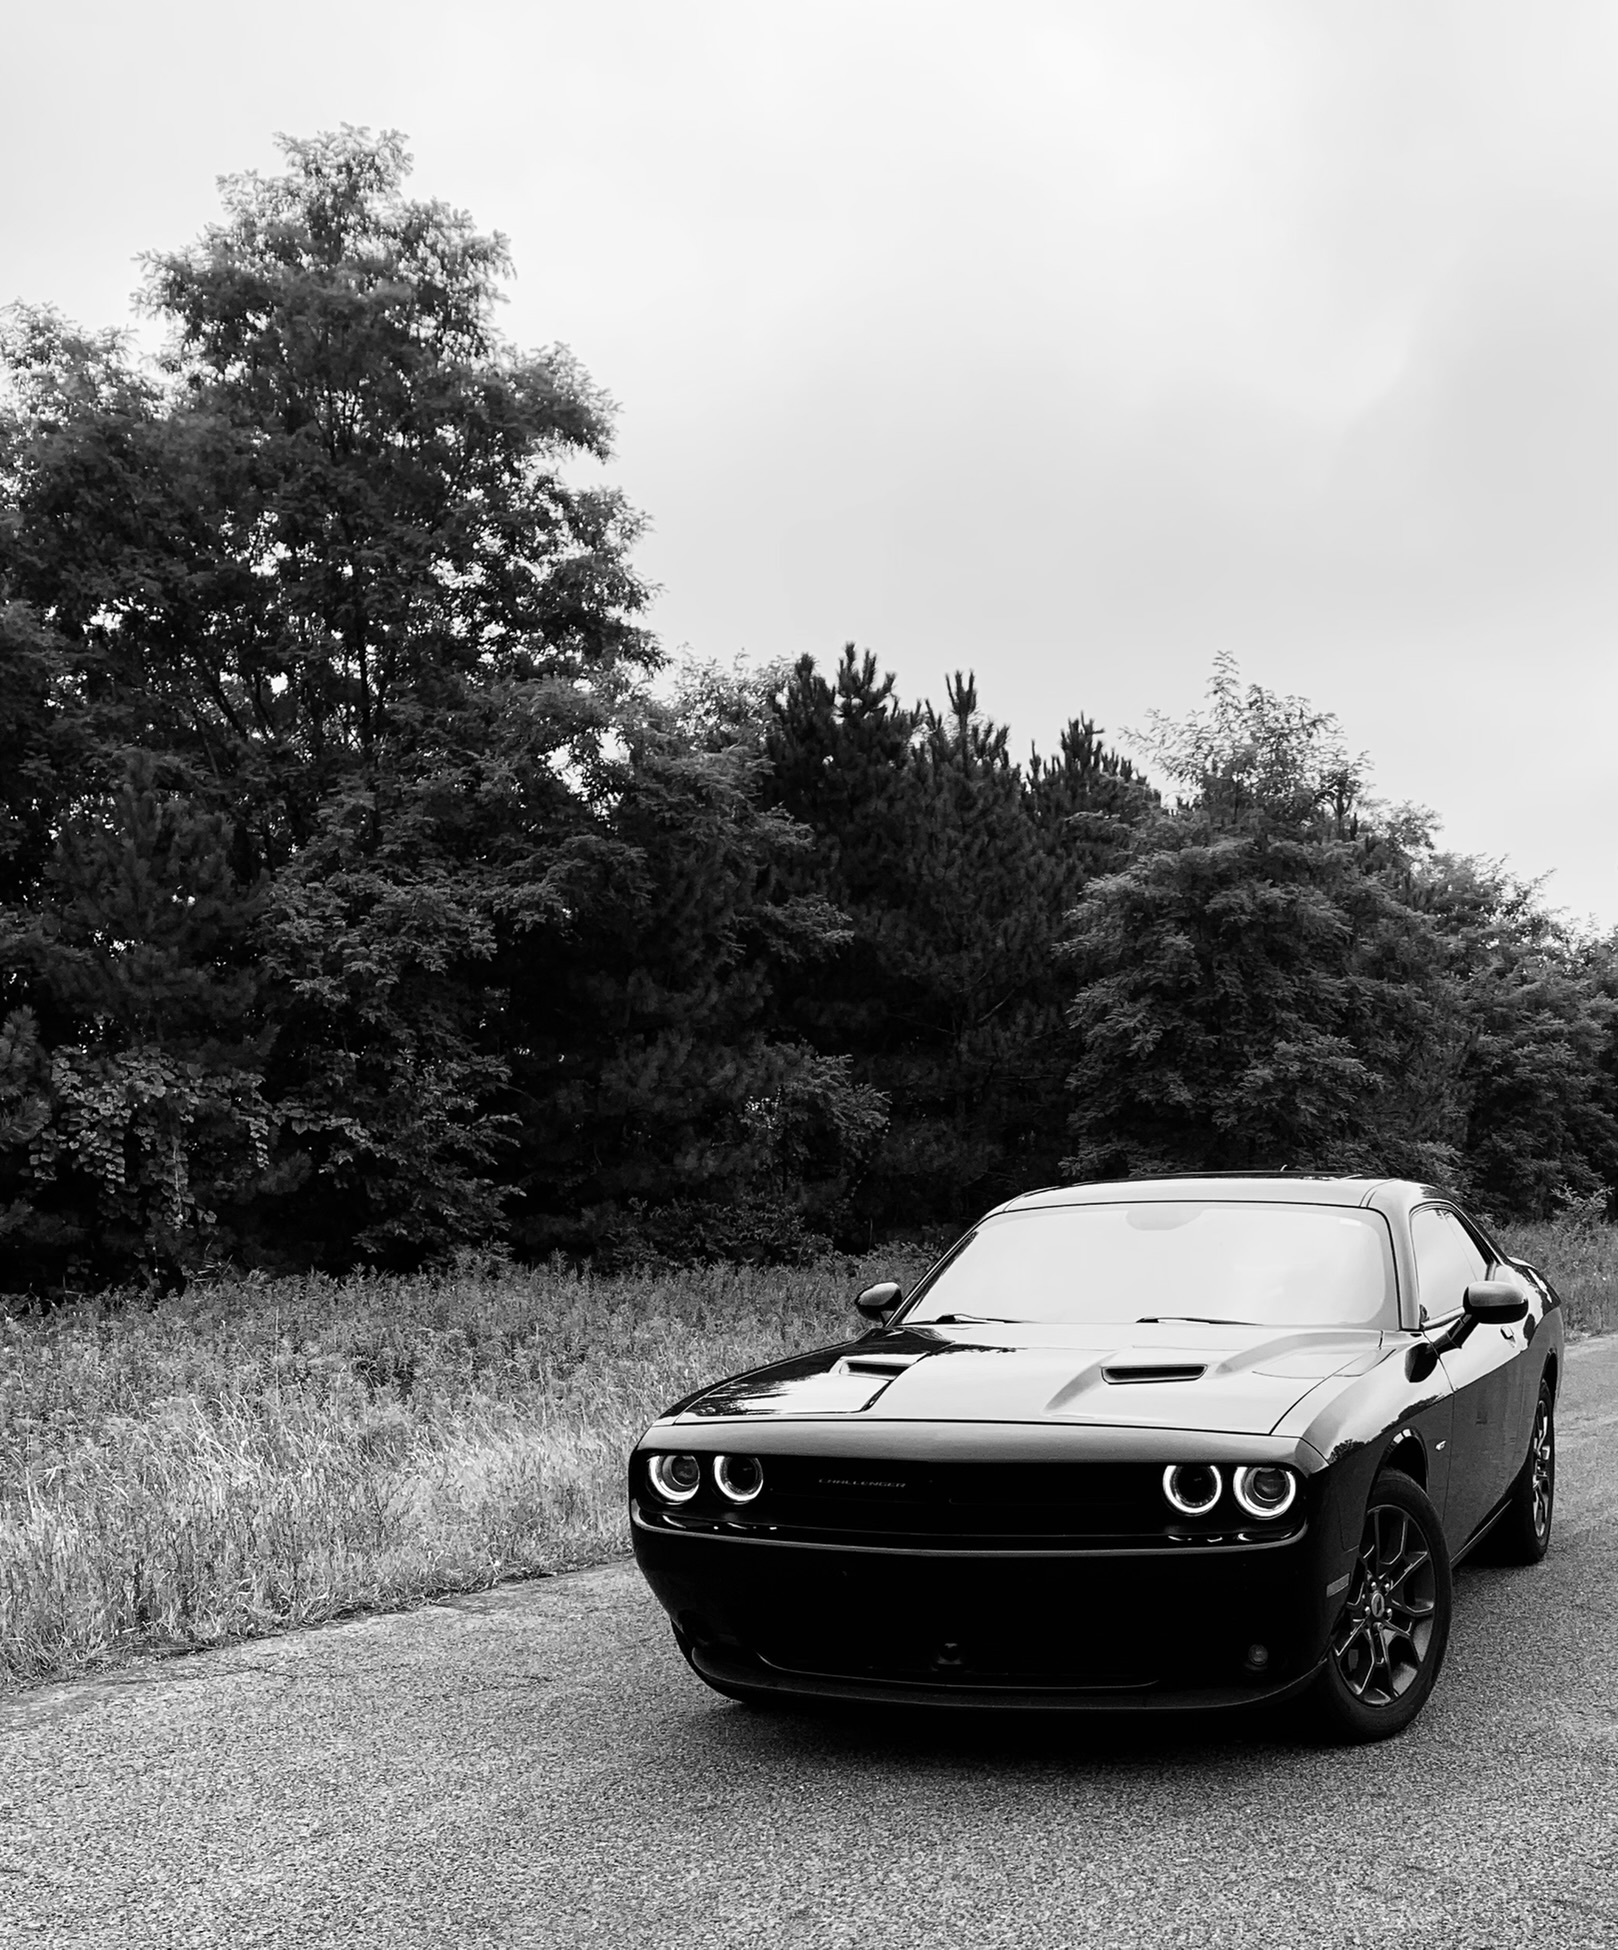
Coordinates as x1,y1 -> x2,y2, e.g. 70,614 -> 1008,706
765,648 -> 1148,1236
497,675 -> 885,1262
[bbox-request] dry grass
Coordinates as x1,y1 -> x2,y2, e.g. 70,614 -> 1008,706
0,1251 -> 926,1689
4,1218 -> 1613,1692
1497,1219 -> 1618,1340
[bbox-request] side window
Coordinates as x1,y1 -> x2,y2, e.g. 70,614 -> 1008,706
1411,1206 -> 1490,1325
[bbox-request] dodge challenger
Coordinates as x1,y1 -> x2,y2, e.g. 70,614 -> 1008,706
629,1175 -> 1560,1740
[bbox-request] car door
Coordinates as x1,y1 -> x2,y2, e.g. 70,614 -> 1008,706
1412,1204 -> 1518,1548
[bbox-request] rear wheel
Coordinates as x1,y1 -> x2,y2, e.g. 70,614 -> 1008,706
1313,1471 -> 1452,1743
1491,1381 -> 1555,1565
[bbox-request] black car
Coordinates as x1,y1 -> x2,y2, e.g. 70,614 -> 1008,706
629,1176 -> 1561,1740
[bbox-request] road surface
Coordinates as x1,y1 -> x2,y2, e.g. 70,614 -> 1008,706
4,1338 -> 1617,1949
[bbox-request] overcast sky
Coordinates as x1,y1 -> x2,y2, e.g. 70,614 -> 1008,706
6,1 -> 1615,921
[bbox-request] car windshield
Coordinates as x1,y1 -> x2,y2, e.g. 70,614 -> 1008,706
903,1201 -> 1397,1330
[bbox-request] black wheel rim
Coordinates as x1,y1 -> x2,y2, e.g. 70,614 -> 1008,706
1331,1502 -> 1438,1707
1530,1399 -> 1554,1540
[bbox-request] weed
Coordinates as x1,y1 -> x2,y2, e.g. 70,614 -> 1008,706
0,1253 -> 924,1687
1498,1219 -> 1618,1339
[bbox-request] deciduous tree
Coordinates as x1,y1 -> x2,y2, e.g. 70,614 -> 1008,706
1062,659 -> 1465,1182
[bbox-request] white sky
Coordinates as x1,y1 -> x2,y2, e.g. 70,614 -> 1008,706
6,1 -> 1616,922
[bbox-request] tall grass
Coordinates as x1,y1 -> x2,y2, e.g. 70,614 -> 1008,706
0,1252 -> 925,1688
1498,1219 -> 1618,1337
2,1219 -> 1612,1690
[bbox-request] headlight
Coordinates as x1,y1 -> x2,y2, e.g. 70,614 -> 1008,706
1233,1464 -> 1299,1519
647,1453 -> 702,1504
714,1454 -> 764,1504
1162,1461 -> 1223,1515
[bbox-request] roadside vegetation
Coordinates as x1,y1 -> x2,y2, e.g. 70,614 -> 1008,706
3,1221 -> 1612,1691
0,1252 -> 928,1688
1498,1216 -> 1618,1332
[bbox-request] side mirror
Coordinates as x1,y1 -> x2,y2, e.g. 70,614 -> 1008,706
855,1280 -> 904,1321
1463,1280 -> 1529,1325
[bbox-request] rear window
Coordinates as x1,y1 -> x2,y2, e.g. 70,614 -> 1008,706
904,1201 -> 1397,1329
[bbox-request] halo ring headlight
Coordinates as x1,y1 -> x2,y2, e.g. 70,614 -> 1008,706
648,1452 -> 702,1504
714,1453 -> 764,1504
1162,1461 -> 1223,1516
1233,1464 -> 1299,1520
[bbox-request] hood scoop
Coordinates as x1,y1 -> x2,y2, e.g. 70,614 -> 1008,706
1101,1362 -> 1207,1385
834,1352 -> 927,1379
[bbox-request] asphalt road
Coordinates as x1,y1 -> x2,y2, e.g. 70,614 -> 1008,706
5,1340 -> 1618,1950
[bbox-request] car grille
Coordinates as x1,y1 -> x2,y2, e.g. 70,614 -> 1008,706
730,1546 -> 1300,1690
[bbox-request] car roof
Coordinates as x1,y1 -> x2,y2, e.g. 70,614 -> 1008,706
992,1175 -> 1455,1220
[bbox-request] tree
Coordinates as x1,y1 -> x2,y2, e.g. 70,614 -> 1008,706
0,760 -> 272,1284
765,647 -> 1149,1236
0,129 -> 658,1280
143,130 -> 649,805
1062,659 -> 1465,1182
495,663 -> 887,1262
1410,856 -> 1618,1220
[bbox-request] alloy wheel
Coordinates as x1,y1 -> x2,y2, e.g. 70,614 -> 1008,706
1330,1502 -> 1439,1707
1529,1398 -> 1555,1541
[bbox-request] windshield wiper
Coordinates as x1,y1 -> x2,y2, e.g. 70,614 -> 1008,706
930,1313 -> 1016,1324
1136,1315 -> 1260,1327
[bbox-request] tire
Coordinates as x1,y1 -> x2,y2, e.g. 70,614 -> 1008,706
1490,1381 -> 1555,1566
1313,1470 -> 1452,1743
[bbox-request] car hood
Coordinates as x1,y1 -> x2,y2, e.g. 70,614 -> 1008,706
675,1321 -> 1389,1437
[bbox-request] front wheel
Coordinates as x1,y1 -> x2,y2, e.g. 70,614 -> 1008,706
1313,1471 -> 1452,1743
1491,1381 -> 1555,1565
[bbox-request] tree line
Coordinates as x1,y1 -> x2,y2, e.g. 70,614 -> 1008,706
3,130 -> 1614,1293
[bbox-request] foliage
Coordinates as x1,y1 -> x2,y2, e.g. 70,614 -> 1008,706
1133,649 -> 1366,834
0,762 -> 272,1282
494,687 -> 888,1260
1060,658 -> 1618,1218
1410,856 -> 1618,1220
764,646 -> 1152,1238
3,129 -> 1617,1288
2,132 -> 739,1284
1063,661 -> 1466,1182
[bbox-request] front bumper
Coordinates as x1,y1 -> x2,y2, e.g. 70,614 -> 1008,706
633,1508 -> 1341,1712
